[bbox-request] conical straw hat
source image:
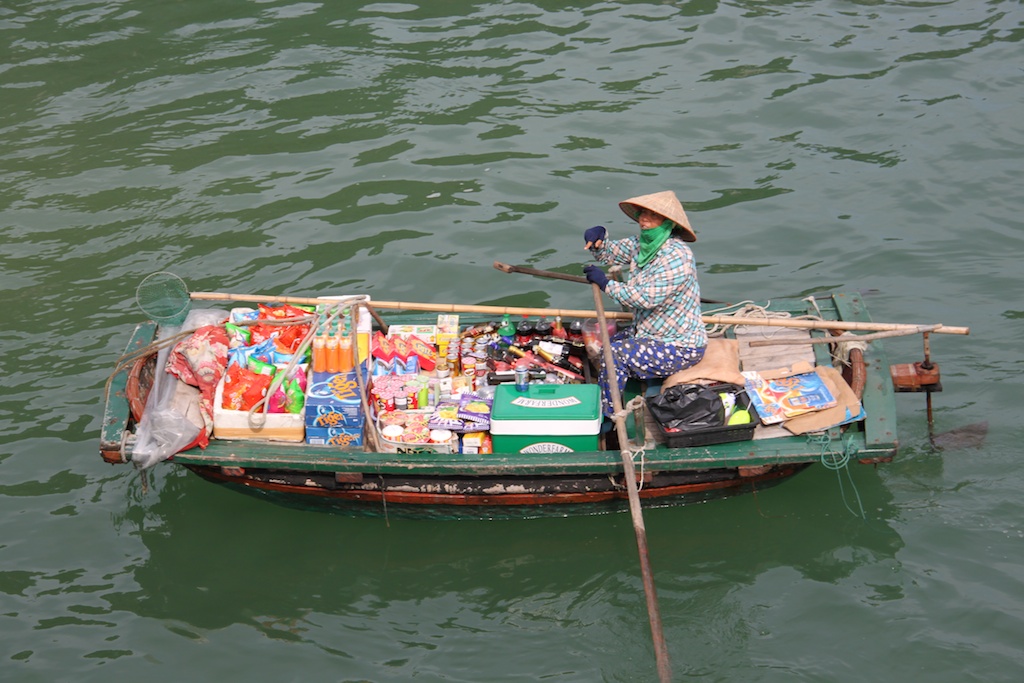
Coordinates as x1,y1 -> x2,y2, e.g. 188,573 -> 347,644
619,191 -> 696,242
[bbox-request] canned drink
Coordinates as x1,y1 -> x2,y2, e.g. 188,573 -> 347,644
515,365 -> 529,392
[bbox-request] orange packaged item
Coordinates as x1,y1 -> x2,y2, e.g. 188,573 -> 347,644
372,331 -> 396,375
221,363 -> 274,412
405,335 -> 437,372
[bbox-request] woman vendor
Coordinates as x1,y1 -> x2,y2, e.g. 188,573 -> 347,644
583,190 -> 707,418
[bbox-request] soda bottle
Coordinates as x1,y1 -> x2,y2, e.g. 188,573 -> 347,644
568,319 -> 583,343
325,325 -> 339,373
552,316 -> 567,339
338,321 -> 354,372
312,330 -> 327,373
515,318 -> 534,346
498,314 -> 516,339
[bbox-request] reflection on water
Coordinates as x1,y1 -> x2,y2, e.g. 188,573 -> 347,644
111,465 -> 903,645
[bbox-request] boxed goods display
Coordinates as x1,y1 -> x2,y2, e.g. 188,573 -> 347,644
305,370 -> 366,428
212,375 -> 305,442
305,425 -> 364,448
490,383 -> 601,454
376,409 -> 457,454
206,306 -> 602,452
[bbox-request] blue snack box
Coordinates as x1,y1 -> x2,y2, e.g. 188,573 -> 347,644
305,424 -> 364,448
305,370 -> 365,428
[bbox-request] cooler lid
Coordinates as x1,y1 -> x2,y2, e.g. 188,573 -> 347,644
490,384 -> 601,435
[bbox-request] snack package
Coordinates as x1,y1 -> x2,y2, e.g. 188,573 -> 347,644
371,331 -> 396,376
428,401 -> 465,431
458,392 -> 492,430
249,304 -> 312,351
247,356 -> 277,376
268,374 -> 306,414
390,336 -> 417,375
224,322 -> 251,348
221,363 -> 274,412
405,335 -> 437,372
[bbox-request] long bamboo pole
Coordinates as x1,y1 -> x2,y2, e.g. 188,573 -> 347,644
190,291 -> 970,335
189,291 -> 634,320
592,283 -> 672,683
703,315 -> 969,336
747,324 -> 942,347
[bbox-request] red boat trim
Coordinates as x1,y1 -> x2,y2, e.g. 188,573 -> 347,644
189,464 -> 803,507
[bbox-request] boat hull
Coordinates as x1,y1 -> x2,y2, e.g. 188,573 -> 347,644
184,462 -> 811,519
101,292 -> 901,518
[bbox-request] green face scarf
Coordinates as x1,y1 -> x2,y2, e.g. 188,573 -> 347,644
636,219 -> 674,268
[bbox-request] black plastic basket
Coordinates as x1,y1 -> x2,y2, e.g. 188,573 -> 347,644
650,383 -> 757,448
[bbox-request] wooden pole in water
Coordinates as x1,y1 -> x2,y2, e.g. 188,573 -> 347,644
592,283 -> 672,683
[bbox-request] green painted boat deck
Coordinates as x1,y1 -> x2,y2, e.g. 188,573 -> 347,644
102,293 -> 898,475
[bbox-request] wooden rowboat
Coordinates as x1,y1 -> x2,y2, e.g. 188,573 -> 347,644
100,291 -> 952,519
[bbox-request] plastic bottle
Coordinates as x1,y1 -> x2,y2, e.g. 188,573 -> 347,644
535,317 -> 552,339
312,327 -> 327,373
325,325 -> 339,374
498,314 -> 516,339
338,320 -> 354,372
568,319 -> 583,343
552,316 -> 567,339
516,318 -> 534,346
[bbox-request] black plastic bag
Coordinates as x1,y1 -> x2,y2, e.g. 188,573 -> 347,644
646,384 -> 725,433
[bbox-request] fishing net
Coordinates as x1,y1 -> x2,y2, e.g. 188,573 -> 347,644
136,271 -> 191,325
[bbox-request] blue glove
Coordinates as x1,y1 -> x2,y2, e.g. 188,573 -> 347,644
584,264 -> 609,291
584,225 -> 607,250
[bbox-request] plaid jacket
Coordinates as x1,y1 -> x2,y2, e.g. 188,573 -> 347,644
592,234 -> 707,349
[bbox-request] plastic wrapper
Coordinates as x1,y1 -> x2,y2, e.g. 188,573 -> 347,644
131,308 -> 228,469
458,392 -> 492,430
225,322 -> 250,347
221,363 -> 274,412
268,369 -> 307,414
247,357 -> 277,376
249,304 -> 312,353
228,338 -> 276,368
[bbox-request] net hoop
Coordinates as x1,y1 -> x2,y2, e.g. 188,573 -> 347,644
135,272 -> 190,324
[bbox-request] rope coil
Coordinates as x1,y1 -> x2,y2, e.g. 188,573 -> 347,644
808,433 -> 866,518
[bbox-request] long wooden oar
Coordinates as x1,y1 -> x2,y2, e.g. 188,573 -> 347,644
592,283 -> 672,682
496,261 -> 725,305
494,261 -> 589,284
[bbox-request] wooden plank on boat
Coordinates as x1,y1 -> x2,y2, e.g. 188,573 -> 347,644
100,321 -> 157,457
735,325 -> 816,372
832,293 -> 897,448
